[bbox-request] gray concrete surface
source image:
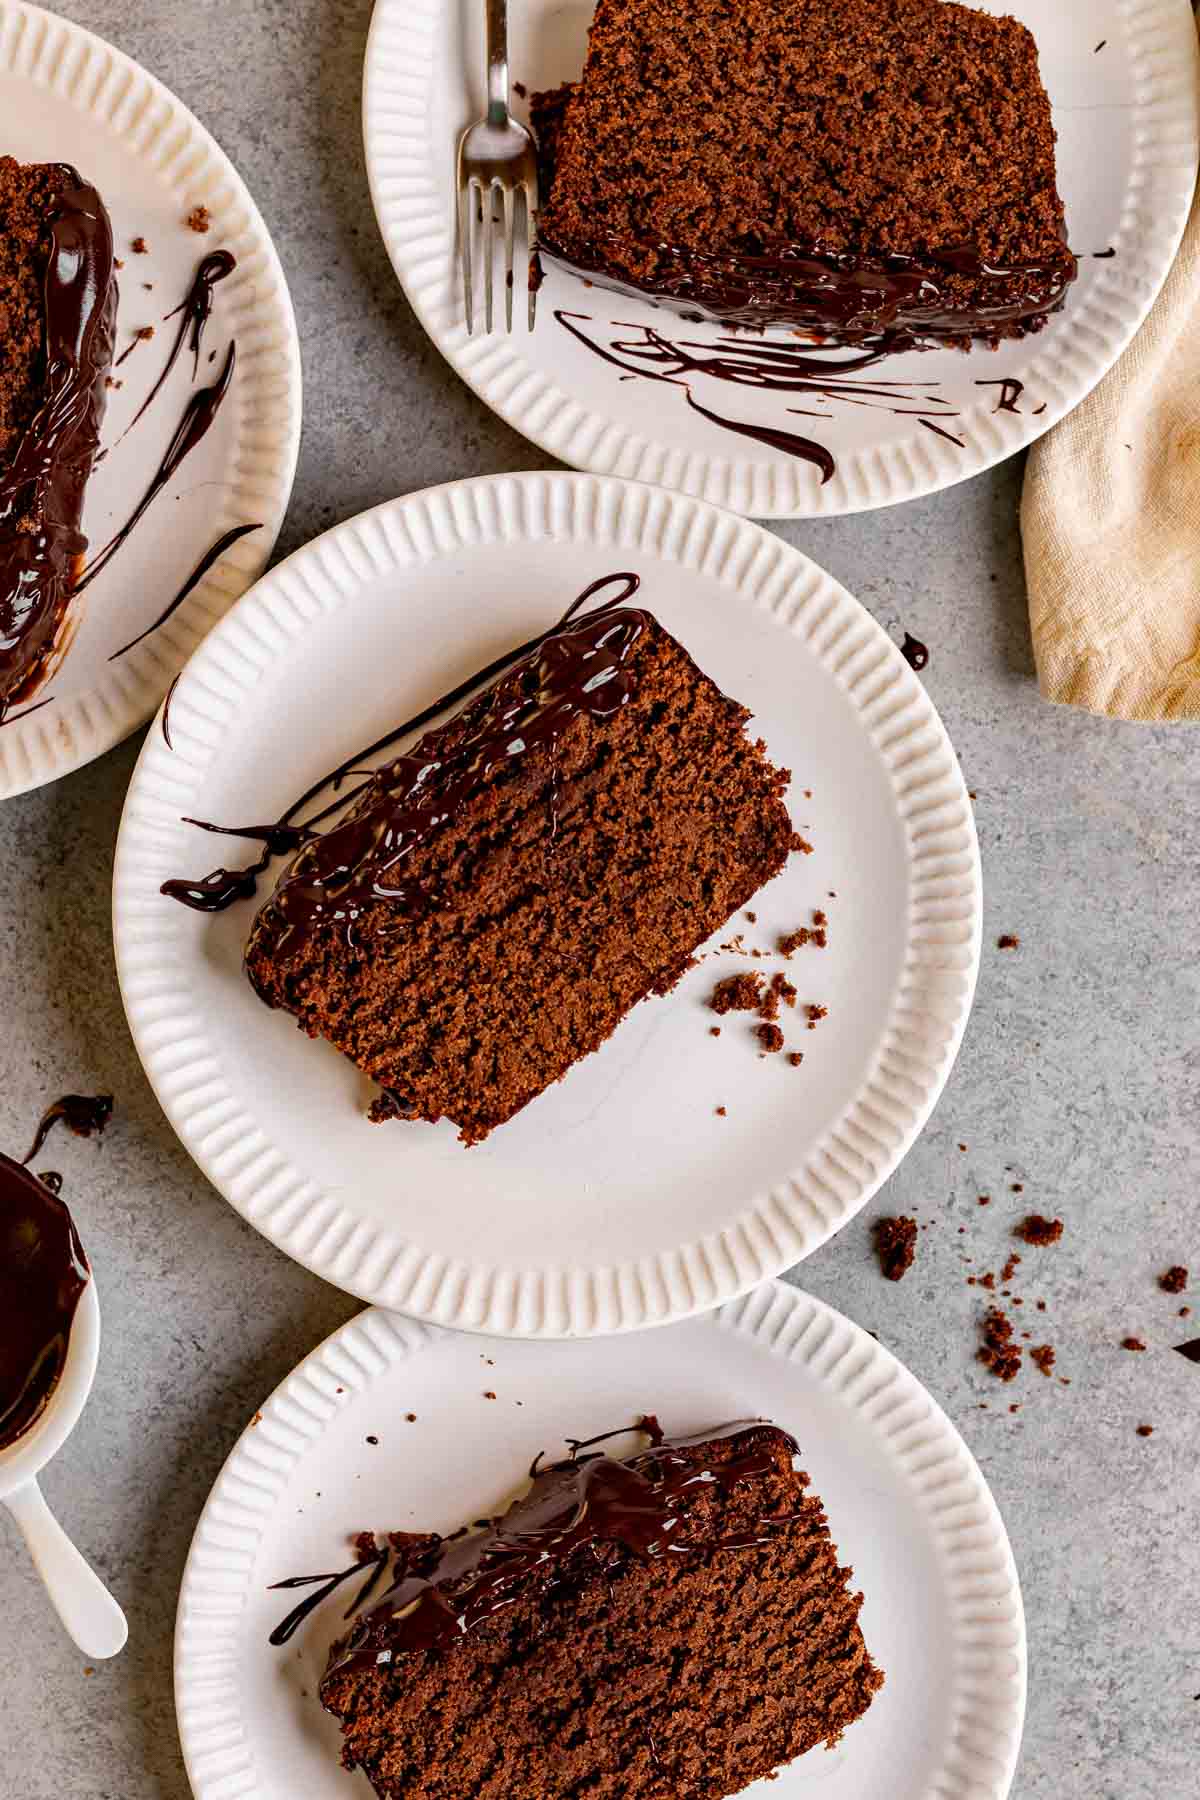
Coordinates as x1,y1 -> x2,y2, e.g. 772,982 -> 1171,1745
2,3 -> 1198,1796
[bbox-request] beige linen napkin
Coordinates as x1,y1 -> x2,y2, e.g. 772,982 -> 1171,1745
1021,161 -> 1200,721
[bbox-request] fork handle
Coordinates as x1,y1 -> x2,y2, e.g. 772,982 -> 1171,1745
485,0 -> 510,125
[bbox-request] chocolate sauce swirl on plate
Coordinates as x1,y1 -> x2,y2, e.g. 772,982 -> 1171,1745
554,312 -> 970,482
122,249 -> 235,439
108,520 -> 261,663
73,343 -> 236,599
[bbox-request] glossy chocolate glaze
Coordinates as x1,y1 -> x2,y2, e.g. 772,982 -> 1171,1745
161,672 -> 181,748
244,594 -> 651,977
267,1418 -> 801,1675
554,312 -> 974,482
918,417 -> 965,448
161,572 -> 645,923
24,1094 -> 113,1165
108,520 -> 261,662
976,377 -> 1025,414
900,633 -> 930,673
0,170 -> 117,717
73,343 -> 236,599
0,1151 -> 90,1451
537,231 -> 1077,341
123,249 -> 235,437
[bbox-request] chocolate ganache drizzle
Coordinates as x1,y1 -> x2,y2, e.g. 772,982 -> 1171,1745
161,573 -> 648,953
554,312 -> 973,483
0,1151 -> 90,1452
267,1417 -> 801,1676
0,170 -> 117,717
120,249 -> 236,440
24,1093 -> 113,1165
73,343 -> 237,599
537,231 -> 1078,339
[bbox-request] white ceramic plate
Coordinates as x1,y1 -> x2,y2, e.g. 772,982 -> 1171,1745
114,471 -> 980,1337
0,0 -> 301,798
363,0 -> 1198,520
174,1284 -> 1026,1800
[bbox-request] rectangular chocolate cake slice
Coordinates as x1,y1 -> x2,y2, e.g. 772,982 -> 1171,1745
314,1420 -> 884,1797
533,0 -> 1075,342
244,579 -> 798,1144
0,158 -> 116,716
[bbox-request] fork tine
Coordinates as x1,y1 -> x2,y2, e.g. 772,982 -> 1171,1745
502,185 -> 516,333
525,183 -> 539,331
483,179 -> 497,333
457,170 -> 475,335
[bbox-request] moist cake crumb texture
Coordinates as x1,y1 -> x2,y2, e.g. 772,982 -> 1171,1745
533,0 -> 1073,339
0,159 -> 64,461
318,1421 -> 883,1799
247,599 -> 796,1144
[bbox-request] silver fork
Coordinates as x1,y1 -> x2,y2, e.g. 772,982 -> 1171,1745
456,0 -> 540,334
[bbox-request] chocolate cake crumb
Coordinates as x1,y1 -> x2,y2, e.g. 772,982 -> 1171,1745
790,834 -> 813,855
997,934 -> 1020,950
131,235 -> 147,253
1160,1266 -> 1188,1294
710,972 -> 764,1015
779,928 -> 811,956
366,1435 -> 379,1445
1136,1425 -> 1153,1437
709,1026 -> 721,1037
1011,1182 -> 1024,1193
978,1309 -> 1021,1382
745,911 -> 756,923
1180,1307 -> 1191,1318
186,204 -> 211,233
978,1195 -> 991,1206
813,910 -> 827,928
513,79 -> 528,98
484,1391 -> 497,1400
716,1106 -> 726,1116
1030,1344 -> 1056,1377
1122,1338 -> 1147,1352
1000,1253 -> 1021,1284
756,1023 -> 784,1053
771,973 -> 797,1009
805,1004 -> 828,1030
405,1413 -> 417,1422
1017,1215 -> 1063,1246
788,1052 -> 804,1067
874,1216 -> 917,1282
759,988 -> 781,1024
